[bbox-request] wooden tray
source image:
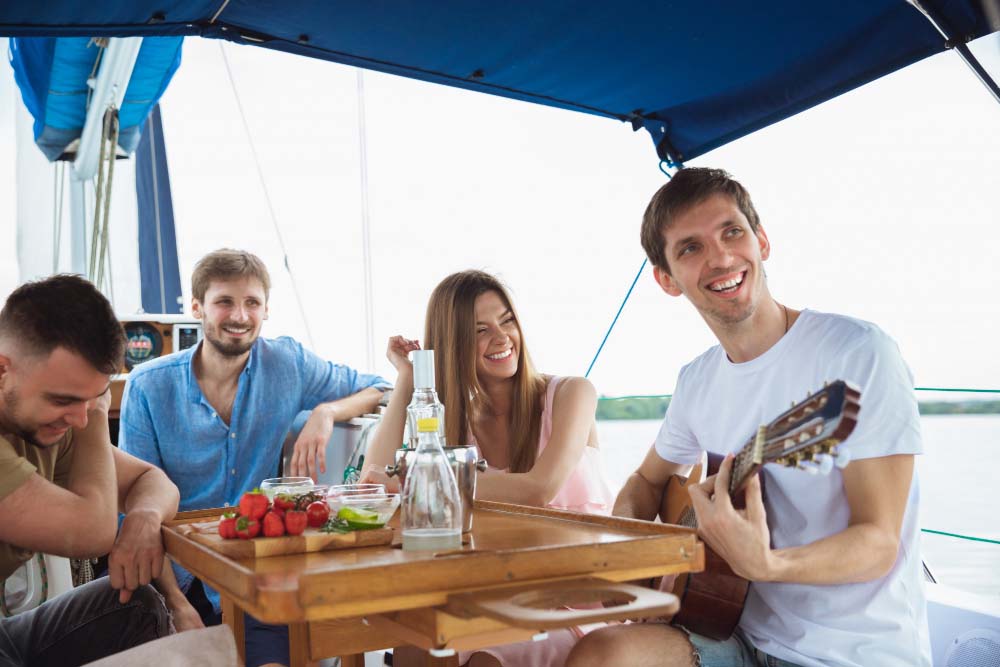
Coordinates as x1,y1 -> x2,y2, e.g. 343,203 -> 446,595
174,516 -> 393,558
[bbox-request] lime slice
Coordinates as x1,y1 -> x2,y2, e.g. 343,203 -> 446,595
336,506 -> 384,529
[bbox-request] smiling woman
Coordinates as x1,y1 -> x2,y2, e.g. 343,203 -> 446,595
361,269 -> 615,667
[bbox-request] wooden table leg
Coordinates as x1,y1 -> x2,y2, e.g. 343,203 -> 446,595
338,655 -> 366,667
220,594 -> 245,667
288,622 -> 316,667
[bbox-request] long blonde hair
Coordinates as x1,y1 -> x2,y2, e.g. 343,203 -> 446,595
424,271 -> 546,473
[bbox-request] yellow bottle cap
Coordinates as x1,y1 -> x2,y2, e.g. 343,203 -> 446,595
417,417 -> 439,433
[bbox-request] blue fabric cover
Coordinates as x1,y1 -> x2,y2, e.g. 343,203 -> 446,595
9,36 -> 183,160
135,104 -> 183,314
1,1 -> 996,162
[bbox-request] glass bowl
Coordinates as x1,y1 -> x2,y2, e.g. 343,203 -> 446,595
260,477 -> 314,500
326,492 -> 400,528
327,483 -> 386,499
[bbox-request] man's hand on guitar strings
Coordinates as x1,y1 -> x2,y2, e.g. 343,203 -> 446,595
688,453 -> 776,582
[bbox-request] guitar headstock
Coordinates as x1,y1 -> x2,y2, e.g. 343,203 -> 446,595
730,380 -> 861,494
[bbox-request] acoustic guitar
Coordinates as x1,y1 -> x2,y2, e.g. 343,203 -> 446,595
658,380 -> 861,639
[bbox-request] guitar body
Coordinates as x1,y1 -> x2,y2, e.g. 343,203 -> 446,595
659,455 -> 751,640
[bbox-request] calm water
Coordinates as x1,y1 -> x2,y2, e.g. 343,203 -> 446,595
595,415 -> 1000,598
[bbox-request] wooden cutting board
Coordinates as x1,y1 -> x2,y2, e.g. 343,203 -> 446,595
176,519 -> 393,558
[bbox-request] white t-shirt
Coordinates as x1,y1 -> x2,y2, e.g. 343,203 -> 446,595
654,310 -> 931,667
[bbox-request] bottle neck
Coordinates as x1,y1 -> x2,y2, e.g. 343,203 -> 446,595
415,429 -> 445,452
411,387 -> 440,402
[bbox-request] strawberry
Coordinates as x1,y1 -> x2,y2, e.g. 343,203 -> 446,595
218,512 -> 238,539
285,510 -> 307,536
239,489 -> 269,521
273,494 -> 297,512
306,501 -> 330,528
262,511 -> 285,538
235,516 -> 260,540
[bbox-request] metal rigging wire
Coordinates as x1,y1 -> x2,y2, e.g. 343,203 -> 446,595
218,42 -> 316,349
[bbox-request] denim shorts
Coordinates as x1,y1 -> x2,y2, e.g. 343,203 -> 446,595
681,627 -> 804,667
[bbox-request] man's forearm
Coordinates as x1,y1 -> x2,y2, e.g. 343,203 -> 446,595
613,473 -> 663,521
763,522 -> 901,585
320,386 -> 384,423
154,556 -> 187,602
120,465 -> 179,521
67,410 -> 119,538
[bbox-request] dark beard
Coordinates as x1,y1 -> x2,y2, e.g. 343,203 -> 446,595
0,390 -> 52,448
205,334 -> 255,358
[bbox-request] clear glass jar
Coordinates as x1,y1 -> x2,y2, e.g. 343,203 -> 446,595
401,417 -> 462,551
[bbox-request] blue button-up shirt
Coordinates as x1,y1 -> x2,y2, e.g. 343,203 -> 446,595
119,336 -> 389,606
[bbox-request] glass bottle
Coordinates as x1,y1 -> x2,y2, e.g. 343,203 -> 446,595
401,416 -> 462,551
405,349 -> 446,448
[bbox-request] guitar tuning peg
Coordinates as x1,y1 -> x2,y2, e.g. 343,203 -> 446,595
816,454 -> 834,475
833,447 -> 851,469
797,462 -> 820,475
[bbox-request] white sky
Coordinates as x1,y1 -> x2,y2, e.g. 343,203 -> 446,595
2,34 -> 999,397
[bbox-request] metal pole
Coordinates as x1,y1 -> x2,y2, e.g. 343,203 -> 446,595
69,179 -> 88,275
908,0 -> 1000,104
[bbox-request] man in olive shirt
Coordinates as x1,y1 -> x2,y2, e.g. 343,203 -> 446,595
0,275 -> 180,666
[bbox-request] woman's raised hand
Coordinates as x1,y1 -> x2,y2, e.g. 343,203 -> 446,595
386,335 -> 421,374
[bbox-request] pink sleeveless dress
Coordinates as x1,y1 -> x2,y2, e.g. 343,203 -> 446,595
460,376 -> 614,667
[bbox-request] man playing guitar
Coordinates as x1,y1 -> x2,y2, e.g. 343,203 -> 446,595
566,168 -> 930,667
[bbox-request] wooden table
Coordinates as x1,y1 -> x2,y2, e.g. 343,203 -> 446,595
163,501 -> 704,666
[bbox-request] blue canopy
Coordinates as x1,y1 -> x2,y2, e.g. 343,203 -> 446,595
9,36 -> 183,160
1,2 -> 996,162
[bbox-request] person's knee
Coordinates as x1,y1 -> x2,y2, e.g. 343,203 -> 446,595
125,584 -> 171,636
566,628 -> 626,667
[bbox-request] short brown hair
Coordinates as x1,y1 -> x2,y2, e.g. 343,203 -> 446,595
640,167 -> 761,274
0,274 -> 126,374
191,249 -> 271,303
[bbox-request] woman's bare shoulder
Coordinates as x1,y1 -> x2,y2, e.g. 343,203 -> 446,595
549,375 -> 597,407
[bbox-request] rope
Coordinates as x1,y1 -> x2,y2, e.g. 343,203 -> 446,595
586,162 -> 678,379
219,42 -> 316,349
914,387 -> 1000,394
87,110 -> 110,280
95,110 -> 119,292
598,387 -> 1000,401
921,529 -> 1000,545
585,258 -> 647,378
599,394 -> 672,401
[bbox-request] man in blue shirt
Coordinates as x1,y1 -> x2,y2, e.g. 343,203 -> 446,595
119,249 -> 390,667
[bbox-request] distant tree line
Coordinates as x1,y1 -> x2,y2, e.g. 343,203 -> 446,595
596,397 -> 1000,420
596,396 -> 671,420
917,400 -> 1000,415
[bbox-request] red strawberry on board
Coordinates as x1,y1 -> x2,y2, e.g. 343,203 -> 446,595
262,511 -> 285,538
217,512 -> 238,539
273,494 -> 297,512
285,510 -> 307,536
239,489 -> 269,521
235,516 -> 261,540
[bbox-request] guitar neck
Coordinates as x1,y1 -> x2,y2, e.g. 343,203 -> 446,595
727,429 -> 764,497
